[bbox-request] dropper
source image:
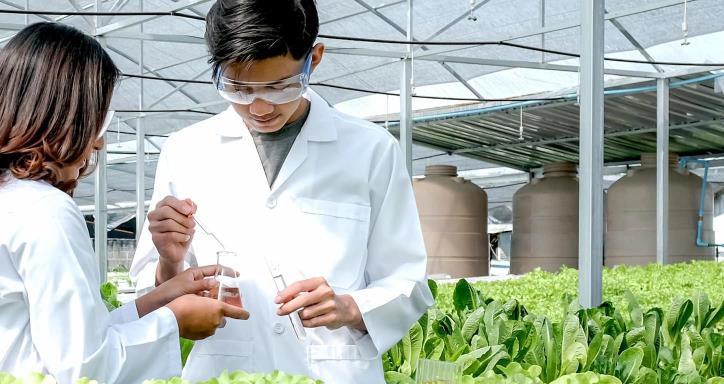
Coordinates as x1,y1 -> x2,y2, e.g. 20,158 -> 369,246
192,216 -> 226,251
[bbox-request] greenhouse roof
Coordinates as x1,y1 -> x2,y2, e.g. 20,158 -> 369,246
1,0 -> 724,210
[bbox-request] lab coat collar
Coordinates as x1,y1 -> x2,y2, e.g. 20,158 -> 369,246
215,89 -> 337,142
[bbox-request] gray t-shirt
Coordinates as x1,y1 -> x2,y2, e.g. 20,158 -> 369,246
249,106 -> 310,187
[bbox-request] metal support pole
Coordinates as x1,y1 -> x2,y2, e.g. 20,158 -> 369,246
578,0 -> 604,308
136,0 -> 145,240
94,141 -> 108,283
656,78 -> 670,264
540,0 -> 545,63
94,0 -> 99,28
93,0 -> 108,283
399,0 -> 413,177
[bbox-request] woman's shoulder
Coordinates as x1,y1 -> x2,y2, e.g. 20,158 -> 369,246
0,176 -> 78,217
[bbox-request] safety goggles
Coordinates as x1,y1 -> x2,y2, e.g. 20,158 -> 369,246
214,53 -> 312,105
98,110 -> 115,139
85,110 -> 113,168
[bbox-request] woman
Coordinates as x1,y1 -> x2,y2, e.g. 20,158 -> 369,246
0,23 -> 248,383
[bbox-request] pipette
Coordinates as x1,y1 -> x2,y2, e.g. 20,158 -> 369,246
192,216 -> 225,251
265,257 -> 307,341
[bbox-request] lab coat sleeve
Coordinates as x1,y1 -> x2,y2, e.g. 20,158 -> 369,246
14,195 -> 181,383
348,136 -> 434,359
108,300 -> 140,324
130,135 -> 195,295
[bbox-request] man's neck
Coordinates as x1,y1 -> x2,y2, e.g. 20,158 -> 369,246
286,98 -> 310,126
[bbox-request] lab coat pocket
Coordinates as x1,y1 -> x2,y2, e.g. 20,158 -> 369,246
182,339 -> 254,381
306,345 -> 383,384
294,198 -> 371,290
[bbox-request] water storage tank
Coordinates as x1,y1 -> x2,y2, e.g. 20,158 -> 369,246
511,162 -> 579,274
413,165 -> 489,278
605,153 -> 715,266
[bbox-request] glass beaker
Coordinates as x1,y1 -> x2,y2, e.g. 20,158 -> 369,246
211,250 -> 243,308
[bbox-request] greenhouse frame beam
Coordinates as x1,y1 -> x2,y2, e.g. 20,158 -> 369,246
106,0 -> 132,23
180,4 -> 206,19
440,62 -> 483,98
656,78 -> 670,264
316,60 -> 398,84
144,136 -> 162,151
424,54 -> 657,78
539,0 -> 546,63
407,0 -> 696,61
0,22 -> 25,30
67,0 -> 94,28
608,16 -> 664,73
117,100 -> 226,124
415,0 -> 492,50
499,0 -> 698,43
94,0 -> 211,36
352,0 -> 483,98
94,143 -> 108,283
115,112 -> 208,121
0,0 -> 101,40
452,118 -> 723,156
0,0 -> 23,10
659,65 -> 724,79
105,167 -> 155,182
325,47 -> 659,78
578,0 -> 604,308
106,163 -> 155,181
145,136 -> 163,152
94,1 -> 107,284
399,0 -> 413,177
104,31 -> 205,45
147,67 -> 211,108
148,54 -> 209,72
107,46 -> 202,106
94,145 -> 108,283
320,0 -> 405,26
136,12 -> 145,241
80,201 -> 151,215
108,155 -> 159,166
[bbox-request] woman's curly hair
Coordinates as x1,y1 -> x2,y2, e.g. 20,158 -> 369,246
0,22 -> 119,194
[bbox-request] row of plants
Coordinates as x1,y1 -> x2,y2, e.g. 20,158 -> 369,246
383,275 -> 724,383
7,261 -> 723,383
435,261 -> 724,326
0,371 -> 321,384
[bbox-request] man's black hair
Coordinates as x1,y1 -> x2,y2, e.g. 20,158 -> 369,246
205,0 -> 319,76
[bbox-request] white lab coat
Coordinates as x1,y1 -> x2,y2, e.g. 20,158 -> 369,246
130,90 -> 434,384
0,177 -> 181,384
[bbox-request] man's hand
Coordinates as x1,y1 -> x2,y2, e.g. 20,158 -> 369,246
275,277 -> 366,331
166,294 -> 250,340
148,196 -> 196,284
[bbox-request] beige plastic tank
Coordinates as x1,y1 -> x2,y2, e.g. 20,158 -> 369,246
413,165 -> 489,278
605,153 -> 715,266
511,162 -> 579,274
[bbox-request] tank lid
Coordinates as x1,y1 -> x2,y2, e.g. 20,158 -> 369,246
640,153 -> 679,169
425,165 -> 458,176
542,162 -> 577,176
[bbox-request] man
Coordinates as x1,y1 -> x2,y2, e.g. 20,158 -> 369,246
130,1 -> 433,382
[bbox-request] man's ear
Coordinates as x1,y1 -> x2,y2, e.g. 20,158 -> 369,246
310,43 -> 325,72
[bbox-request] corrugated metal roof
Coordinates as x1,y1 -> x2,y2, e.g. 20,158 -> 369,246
384,73 -> 724,171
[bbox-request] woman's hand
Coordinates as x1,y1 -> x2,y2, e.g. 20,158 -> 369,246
136,265 -> 219,317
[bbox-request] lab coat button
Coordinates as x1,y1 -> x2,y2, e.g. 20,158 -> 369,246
266,198 -> 277,209
272,322 -> 285,335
